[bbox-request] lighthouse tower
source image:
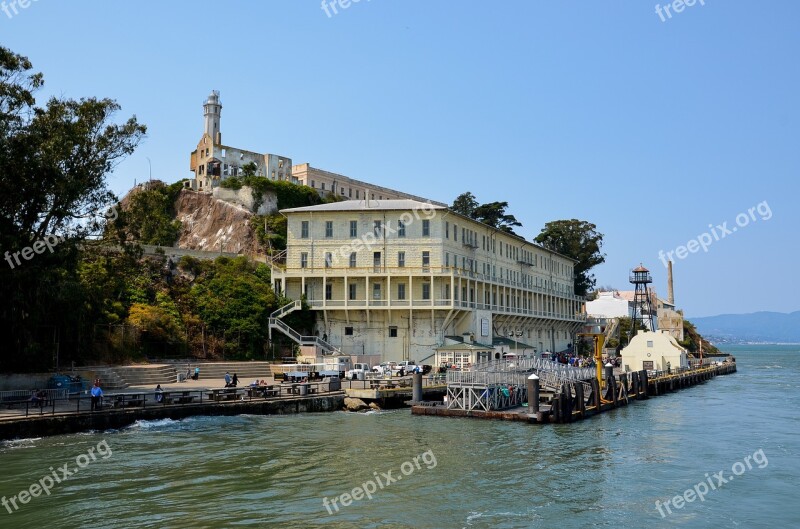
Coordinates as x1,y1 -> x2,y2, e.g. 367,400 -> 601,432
629,264 -> 655,339
203,90 -> 222,144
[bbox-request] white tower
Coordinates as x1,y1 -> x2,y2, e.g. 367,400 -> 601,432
203,90 -> 222,144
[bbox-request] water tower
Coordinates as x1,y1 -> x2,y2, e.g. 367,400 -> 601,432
629,264 -> 655,339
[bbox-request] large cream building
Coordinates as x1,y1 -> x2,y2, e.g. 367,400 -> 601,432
270,199 -> 586,363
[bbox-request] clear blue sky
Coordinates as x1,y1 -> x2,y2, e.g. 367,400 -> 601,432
3,0 -> 798,317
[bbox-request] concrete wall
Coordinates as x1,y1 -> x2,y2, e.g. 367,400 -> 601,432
0,373 -> 51,391
0,395 -> 345,441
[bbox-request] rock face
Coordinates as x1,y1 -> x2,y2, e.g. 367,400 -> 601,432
175,190 -> 259,254
369,402 -> 381,411
343,397 -> 370,412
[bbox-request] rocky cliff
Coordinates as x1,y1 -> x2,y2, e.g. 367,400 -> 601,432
174,189 -> 259,254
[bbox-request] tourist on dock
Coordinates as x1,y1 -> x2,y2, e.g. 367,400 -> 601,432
90,381 -> 103,411
231,373 -> 239,387
155,384 -> 164,403
30,389 -> 46,408
193,367 -> 200,380
224,372 -> 232,387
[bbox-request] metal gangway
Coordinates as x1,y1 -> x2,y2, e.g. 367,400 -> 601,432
445,356 -> 595,412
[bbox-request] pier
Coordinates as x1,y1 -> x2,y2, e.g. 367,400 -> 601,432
411,358 -> 737,423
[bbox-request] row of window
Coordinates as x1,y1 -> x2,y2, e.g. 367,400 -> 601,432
303,219 -> 431,239
300,250 -> 431,269
444,221 -> 573,278
322,282 -> 431,301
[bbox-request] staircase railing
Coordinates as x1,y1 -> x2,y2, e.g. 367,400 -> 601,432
268,318 -> 341,354
271,300 -> 302,319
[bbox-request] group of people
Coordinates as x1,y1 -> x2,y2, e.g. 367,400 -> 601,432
224,372 -> 239,388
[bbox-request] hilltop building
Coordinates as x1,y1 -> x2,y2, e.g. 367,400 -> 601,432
270,199 -> 586,363
187,91 -> 443,206
188,91 -> 293,192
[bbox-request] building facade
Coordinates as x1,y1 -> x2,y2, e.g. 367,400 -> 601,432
270,199 -> 586,363
292,163 -> 445,205
188,91 -> 294,191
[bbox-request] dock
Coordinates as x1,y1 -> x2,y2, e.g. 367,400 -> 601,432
411,358 -> 737,424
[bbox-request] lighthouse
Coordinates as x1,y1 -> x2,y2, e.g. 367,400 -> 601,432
203,90 -> 222,144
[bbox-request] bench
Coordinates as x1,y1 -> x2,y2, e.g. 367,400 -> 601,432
207,388 -> 240,402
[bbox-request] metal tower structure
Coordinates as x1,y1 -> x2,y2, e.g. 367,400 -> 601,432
629,264 -> 655,339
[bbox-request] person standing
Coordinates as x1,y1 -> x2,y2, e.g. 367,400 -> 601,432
231,373 -> 239,388
224,372 -> 232,387
90,381 -> 103,411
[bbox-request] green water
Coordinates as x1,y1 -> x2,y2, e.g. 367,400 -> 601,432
1,345 -> 797,528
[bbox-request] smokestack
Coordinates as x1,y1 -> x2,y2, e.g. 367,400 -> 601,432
667,260 -> 675,305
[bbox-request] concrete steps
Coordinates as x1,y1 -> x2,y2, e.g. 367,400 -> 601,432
188,362 -> 274,384
113,365 -> 178,386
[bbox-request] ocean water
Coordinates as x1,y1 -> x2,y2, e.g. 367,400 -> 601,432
0,345 -> 797,529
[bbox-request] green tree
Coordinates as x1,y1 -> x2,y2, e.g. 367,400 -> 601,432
0,47 -> 145,369
112,181 -> 182,246
473,201 -> 522,234
241,162 -> 258,177
535,219 -> 605,297
190,257 -> 280,358
451,191 -> 478,218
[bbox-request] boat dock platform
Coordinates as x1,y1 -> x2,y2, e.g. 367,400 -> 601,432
411,360 -> 737,424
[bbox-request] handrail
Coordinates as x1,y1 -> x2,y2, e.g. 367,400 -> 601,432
268,318 -> 341,354
270,299 -> 302,319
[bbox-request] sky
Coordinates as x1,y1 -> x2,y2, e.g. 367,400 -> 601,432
2,0 -> 798,318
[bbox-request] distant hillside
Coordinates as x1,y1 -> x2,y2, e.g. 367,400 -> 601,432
691,311 -> 800,344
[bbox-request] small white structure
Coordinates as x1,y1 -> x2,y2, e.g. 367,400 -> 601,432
620,329 -> 687,372
586,291 -> 630,319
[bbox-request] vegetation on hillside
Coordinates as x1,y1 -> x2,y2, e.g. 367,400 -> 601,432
108,180 -> 184,246
681,319 -> 723,356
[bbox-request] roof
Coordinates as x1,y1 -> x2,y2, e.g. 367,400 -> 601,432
281,199 -> 446,214
492,337 -> 534,349
443,335 -> 495,349
632,264 -> 650,272
435,343 -> 494,352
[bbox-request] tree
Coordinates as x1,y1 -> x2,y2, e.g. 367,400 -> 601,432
241,162 -> 258,177
473,201 -> 522,234
535,219 -> 605,297
451,192 -> 478,218
0,47 -> 146,369
451,192 -> 522,234
111,181 -> 182,246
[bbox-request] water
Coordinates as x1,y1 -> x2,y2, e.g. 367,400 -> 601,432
1,345 -> 798,528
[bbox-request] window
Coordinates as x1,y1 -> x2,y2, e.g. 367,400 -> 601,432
398,220 -> 406,237
389,327 -> 398,338
356,190 -> 360,199
397,283 -> 406,300
349,188 -> 352,198
349,252 -> 357,268
373,252 -> 381,271
350,220 -> 358,237
422,283 -> 430,300
349,283 -> 357,300
647,340 -> 654,348
373,220 -> 382,237
341,188 -> 345,195
325,252 -> 333,268
321,182 -> 326,191
345,327 -> 354,336
311,180 -> 315,188
445,253 -> 450,267
422,219 -> 430,236
325,284 -> 332,300
454,225 -> 458,241
398,252 -> 405,267
300,252 -> 308,268
301,221 -> 309,239
422,251 -> 430,271
325,221 -> 333,238
373,283 -> 381,300
445,222 -> 449,239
